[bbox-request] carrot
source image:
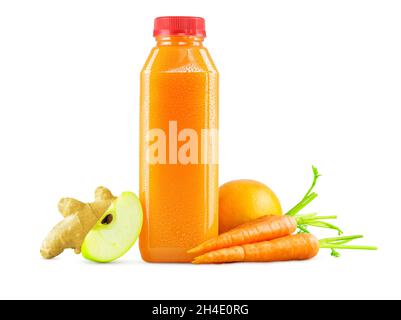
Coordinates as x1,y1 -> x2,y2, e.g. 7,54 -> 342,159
188,213 -> 342,256
193,234 -> 377,264
189,215 -> 295,255
193,234 -> 319,264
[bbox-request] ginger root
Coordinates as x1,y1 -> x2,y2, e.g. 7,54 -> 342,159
41,186 -> 116,259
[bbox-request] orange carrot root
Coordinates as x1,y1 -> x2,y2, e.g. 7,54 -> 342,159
188,215 -> 297,256
192,233 -> 320,264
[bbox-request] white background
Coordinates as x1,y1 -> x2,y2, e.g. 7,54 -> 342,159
0,0 -> 400,300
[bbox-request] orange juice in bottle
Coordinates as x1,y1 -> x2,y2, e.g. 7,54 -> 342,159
139,17 -> 218,262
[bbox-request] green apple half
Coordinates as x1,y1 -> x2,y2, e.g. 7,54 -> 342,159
82,192 -> 143,263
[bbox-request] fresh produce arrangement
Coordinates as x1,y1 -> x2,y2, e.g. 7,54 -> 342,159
41,166 -> 376,264
41,187 -> 143,263
189,166 -> 376,263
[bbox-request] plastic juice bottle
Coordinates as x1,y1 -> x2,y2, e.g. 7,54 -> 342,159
139,17 -> 219,262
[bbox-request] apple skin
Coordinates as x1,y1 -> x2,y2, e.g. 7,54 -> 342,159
81,192 -> 143,263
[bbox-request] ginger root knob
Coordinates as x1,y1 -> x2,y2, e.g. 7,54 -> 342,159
40,186 -> 116,259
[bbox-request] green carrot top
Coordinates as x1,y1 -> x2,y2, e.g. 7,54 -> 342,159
286,165 -> 321,217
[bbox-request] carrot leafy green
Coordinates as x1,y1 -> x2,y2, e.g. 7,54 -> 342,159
286,166 -> 321,217
319,235 -> 378,257
295,213 -> 343,235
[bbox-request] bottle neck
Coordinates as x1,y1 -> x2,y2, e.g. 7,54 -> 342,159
155,35 -> 204,47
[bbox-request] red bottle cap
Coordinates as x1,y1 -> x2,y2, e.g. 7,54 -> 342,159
153,16 -> 206,37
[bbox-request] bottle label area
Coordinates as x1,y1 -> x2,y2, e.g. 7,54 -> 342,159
145,120 -> 218,165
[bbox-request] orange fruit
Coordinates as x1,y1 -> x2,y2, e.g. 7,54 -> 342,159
219,179 -> 283,233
